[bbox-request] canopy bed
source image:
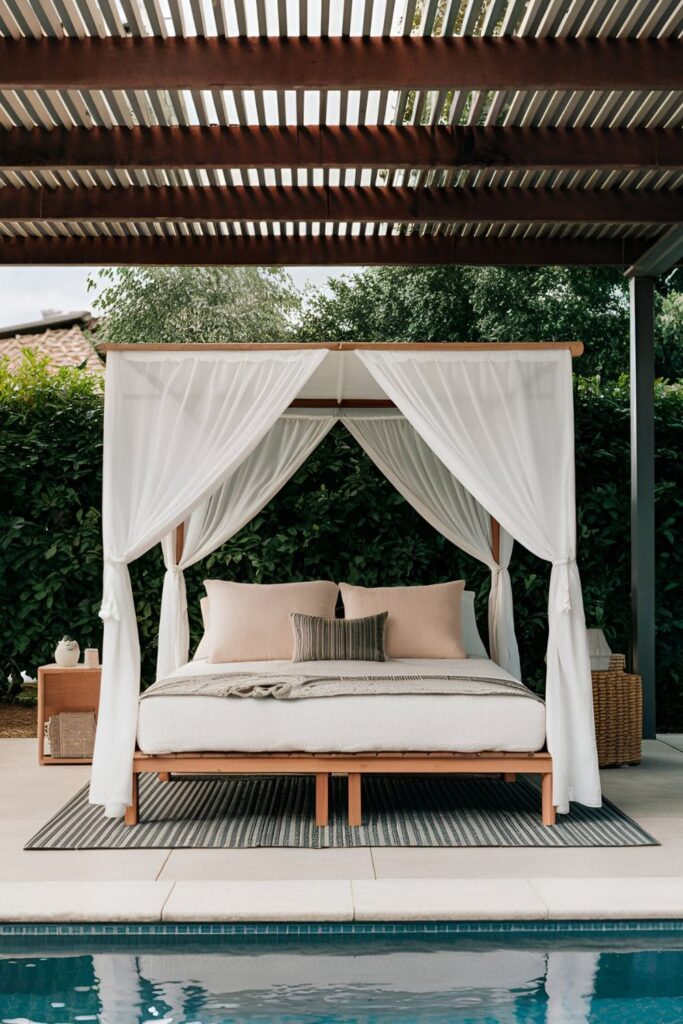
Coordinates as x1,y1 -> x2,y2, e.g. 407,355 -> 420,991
90,342 -> 601,830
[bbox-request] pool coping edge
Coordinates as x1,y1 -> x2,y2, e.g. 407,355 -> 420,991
3,877 -> 683,924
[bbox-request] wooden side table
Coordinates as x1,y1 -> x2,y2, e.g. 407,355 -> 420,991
37,664 -> 101,765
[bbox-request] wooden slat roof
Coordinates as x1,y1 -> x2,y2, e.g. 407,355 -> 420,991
0,0 -> 681,268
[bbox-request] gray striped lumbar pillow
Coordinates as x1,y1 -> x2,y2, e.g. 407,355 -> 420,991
290,611 -> 387,663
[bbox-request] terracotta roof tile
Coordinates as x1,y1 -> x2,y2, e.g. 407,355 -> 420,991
0,326 -> 104,374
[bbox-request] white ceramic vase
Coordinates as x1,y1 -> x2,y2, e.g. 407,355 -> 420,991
54,638 -> 80,668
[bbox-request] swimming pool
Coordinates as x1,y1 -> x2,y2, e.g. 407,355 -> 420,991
2,922 -> 683,1023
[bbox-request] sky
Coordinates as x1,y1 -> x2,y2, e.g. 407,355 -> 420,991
0,266 -> 357,330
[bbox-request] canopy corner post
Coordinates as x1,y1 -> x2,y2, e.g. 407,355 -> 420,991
490,516 -> 501,563
489,515 -> 501,665
175,522 -> 185,564
629,275 -> 656,739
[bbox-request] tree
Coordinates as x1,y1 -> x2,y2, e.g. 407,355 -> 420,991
297,266 -> 475,343
297,264 -> 682,380
467,266 -> 630,378
656,289 -> 683,381
90,266 -> 300,344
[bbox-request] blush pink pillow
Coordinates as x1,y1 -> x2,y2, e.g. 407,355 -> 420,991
193,597 -> 211,660
339,581 -> 466,659
203,580 -> 339,663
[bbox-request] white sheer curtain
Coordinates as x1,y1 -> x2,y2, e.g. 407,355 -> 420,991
490,527 -> 517,677
157,414 -> 336,679
343,412 -> 520,677
358,348 -> 600,814
91,349 -> 327,817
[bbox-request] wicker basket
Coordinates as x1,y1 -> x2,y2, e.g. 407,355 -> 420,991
591,654 -> 642,767
47,712 -> 97,759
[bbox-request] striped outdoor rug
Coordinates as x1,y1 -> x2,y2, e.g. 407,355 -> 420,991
25,774 -> 657,850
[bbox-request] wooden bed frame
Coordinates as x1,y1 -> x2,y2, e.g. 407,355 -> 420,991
123,491 -> 557,831
124,750 -> 556,827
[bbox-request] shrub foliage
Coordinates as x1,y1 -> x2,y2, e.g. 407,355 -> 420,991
1,352 -> 682,727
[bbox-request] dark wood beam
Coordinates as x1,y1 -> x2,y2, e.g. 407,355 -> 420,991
5,184 -> 681,225
4,125 -> 680,172
625,225 -> 683,277
0,233 -> 653,267
0,36 -> 679,91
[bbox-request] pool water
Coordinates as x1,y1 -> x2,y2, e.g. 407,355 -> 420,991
2,924 -> 683,1024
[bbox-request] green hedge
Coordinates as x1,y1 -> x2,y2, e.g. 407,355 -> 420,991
1,353 -> 682,728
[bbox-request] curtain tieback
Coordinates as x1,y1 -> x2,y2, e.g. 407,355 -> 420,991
551,557 -> 575,613
99,552 -> 128,622
163,565 -> 188,624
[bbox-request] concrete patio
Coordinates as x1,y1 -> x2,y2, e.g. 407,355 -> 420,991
2,736 -> 683,921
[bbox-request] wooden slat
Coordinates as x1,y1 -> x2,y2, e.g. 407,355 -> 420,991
132,750 -> 553,761
3,125 -> 681,172
131,752 -> 553,774
1,36 -> 679,91
7,183 -> 681,225
290,398 -> 397,408
99,342 -> 583,352
0,233 -> 654,267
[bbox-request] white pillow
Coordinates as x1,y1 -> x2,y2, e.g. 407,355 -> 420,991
462,590 -> 488,659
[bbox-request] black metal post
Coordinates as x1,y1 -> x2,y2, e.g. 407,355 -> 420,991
629,276 -> 656,738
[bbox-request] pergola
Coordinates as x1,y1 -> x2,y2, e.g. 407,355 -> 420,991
1,0 -> 682,736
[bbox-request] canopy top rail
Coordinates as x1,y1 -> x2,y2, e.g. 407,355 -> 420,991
99,341 -> 584,357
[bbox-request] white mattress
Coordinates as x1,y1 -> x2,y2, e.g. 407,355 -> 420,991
137,657 -> 545,754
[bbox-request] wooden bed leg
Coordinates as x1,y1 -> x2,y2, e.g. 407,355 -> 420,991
158,772 -> 171,783
503,773 -> 516,783
124,773 -> 139,827
315,773 -> 329,827
541,772 -> 556,826
348,773 -> 362,827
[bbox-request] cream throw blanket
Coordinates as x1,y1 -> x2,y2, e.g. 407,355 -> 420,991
141,670 -> 544,703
